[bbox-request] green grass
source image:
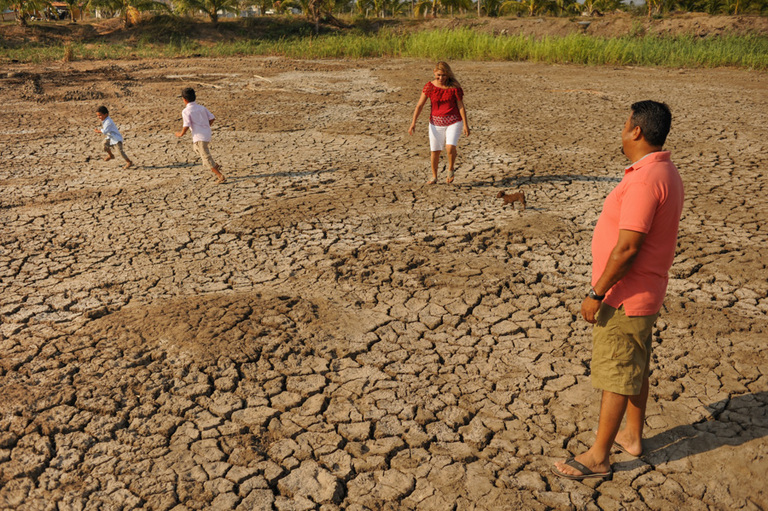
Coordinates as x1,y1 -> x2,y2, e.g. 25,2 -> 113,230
3,27 -> 768,69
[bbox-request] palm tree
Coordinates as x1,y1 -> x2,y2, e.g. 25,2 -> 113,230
289,0 -> 332,32
413,0 -> 463,16
442,0 -> 470,14
63,0 -> 86,21
552,0 -> 577,14
480,0 -> 505,15
500,0 -> 554,15
174,0 -> 240,24
413,0 -> 430,15
594,0 -> 621,10
0,0 -> 52,26
251,0 -> 273,14
89,0 -> 168,26
385,0 -> 408,14
368,0 -> 406,16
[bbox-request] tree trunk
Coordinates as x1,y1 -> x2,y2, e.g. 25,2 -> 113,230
211,11 -> 218,24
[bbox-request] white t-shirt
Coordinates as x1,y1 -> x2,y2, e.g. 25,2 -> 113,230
101,116 -> 123,144
182,102 -> 215,143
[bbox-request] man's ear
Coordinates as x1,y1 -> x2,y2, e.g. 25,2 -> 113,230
631,125 -> 643,141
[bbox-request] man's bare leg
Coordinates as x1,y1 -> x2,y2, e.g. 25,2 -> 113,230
554,390 -> 628,476
104,151 -> 115,161
614,377 -> 648,456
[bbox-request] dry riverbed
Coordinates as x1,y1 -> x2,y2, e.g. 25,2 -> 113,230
0,57 -> 766,509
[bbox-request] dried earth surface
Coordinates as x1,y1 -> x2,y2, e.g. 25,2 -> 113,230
0,56 -> 767,510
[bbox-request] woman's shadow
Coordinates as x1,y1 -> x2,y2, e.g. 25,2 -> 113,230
619,391 -> 768,470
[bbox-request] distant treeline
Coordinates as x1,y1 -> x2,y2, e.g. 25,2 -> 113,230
1,0 -> 766,30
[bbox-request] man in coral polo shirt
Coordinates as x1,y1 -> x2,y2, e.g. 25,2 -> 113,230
553,101 -> 684,480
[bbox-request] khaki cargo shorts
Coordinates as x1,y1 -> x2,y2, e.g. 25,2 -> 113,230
193,140 -> 217,169
591,304 -> 659,396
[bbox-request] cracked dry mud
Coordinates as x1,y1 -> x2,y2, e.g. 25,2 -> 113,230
1,57 -> 767,510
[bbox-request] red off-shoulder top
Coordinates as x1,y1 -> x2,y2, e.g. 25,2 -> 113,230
423,82 -> 464,126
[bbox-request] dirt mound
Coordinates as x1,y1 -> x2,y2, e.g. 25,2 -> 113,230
423,13 -> 768,38
1,13 -> 765,48
80,293 -> 331,364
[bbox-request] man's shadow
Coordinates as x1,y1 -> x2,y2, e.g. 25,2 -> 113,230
618,391 -> 768,470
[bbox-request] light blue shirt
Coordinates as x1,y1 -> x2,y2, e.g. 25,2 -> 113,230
101,116 -> 123,145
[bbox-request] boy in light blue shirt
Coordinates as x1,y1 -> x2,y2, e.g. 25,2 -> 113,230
95,106 -> 132,169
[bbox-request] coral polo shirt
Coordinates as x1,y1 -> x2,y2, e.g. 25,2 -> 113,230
592,151 -> 684,316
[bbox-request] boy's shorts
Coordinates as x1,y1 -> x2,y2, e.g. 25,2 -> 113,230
103,140 -> 129,161
193,140 -> 217,169
591,304 -> 659,396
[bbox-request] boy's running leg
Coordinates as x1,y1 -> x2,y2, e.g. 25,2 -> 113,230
115,142 -> 132,169
103,139 -> 115,161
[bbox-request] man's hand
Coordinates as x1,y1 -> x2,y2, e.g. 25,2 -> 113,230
175,131 -> 184,138
581,296 -> 601,324
582,229 -> 646,324
94,128 -> 101,133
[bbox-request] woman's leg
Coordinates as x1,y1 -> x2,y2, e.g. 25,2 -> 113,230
444,122 -> 462,183
429,151 -> 441,184
446,145 -> 457,182
428,123 -> 445,184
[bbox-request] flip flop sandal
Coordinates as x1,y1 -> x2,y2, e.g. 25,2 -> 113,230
551,458 -> 612,480
613,441 -> 641,458
446,169 -> 455,183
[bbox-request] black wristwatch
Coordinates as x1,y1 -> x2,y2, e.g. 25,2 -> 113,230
587,288 -> 605,301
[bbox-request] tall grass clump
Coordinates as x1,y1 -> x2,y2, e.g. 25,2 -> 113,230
0,26 -> 766,70
62,44 -> 74,62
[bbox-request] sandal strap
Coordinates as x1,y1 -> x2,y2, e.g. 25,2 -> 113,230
564,458 -> 593,475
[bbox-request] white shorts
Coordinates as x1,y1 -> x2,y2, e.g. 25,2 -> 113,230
429,122 -> 463,151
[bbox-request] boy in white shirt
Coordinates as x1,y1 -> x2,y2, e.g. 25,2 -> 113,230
95,106 -> 132,169
175,87 -> 225,184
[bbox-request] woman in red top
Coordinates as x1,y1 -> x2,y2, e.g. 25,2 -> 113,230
409,61 -> 470,184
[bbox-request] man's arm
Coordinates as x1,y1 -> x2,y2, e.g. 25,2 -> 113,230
175,126 -> 189,138
581,229 -> 646,323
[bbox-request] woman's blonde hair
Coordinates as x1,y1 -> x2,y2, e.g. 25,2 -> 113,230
435,61 -> 460,88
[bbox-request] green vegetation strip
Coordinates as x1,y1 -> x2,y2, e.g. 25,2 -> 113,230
4,27 -> 768,69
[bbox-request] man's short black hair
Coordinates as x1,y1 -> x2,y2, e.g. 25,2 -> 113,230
96,105 -> 109,115
181,87 -> 196,102
630,100 -> 672,147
